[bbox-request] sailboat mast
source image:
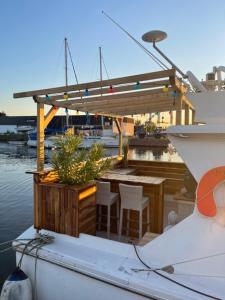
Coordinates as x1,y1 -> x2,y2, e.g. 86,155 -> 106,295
65,37 -> 69,127
99,47 -> 104,128
65,38 -> 68,86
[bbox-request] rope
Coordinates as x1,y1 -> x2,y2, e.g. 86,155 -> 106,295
132,243 -> 222,300
101,55 -> 110,80
67,42 -> 83,105
67,43 -> 79,85
102,11 -> 169,70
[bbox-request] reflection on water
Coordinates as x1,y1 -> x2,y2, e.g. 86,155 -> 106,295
128,147 -> 183,162
0,142 -> 182,288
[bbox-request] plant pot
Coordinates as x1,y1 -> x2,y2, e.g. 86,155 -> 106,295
35,179 -> 97,237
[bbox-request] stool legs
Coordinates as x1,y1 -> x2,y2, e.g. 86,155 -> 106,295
107,205 -> 111,239
117,201 -> 119,233
139,211 -> 143,240
98,205 -> 102,231
126,210 -> 130,236
147,205 -> 150,232
119,207 -> 123,240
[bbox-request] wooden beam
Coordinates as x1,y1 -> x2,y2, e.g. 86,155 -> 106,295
14,69 -> 176,98
37,103 -> 45,171
174,78 -> 194,110
70,96 -> 174,112
115,118 -> 123,156
44,106 -> 59,128
38,79 -> 171,102
175,96 -> 182,125
59,87 -> 174,107
192,109 -> 196,124
79,98 -> 174,111
184,103 -> 190,125
95,104 -> 174,115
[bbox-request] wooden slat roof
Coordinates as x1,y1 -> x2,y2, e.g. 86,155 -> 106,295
14,68 -> 192,117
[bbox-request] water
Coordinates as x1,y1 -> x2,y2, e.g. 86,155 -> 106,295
0,142 -> 182,288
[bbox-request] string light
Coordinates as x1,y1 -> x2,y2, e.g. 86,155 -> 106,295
108,85 -> 114,93
163,85 -> 169,92
172,90 -> 178,106
46,94 -> 51,100
65,108 -> 68,113
64,92 -> 69,100
134,81 -> 141,90
84,88 -> 89,96
172,90 -> 178,97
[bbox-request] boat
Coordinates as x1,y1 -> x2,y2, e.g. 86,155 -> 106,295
78,128 -> 121,148
27,128 -> 121,149
5,26 -> 225,300
12,77 -> 225,300
8,140 -> 26,146
27,131 -> 62,149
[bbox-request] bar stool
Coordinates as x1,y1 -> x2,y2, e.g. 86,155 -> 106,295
119,183 -> 150,240
96,181 -> 119,238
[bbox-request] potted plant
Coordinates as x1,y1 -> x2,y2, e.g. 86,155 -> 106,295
35,134 -> 111,237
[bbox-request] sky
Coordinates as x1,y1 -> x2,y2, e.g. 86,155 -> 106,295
1,0 -> 225,116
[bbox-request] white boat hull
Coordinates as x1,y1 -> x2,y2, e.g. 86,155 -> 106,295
14,221 -> 224,300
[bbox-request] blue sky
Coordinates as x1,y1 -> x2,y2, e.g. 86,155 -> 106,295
1,0 -> 225,115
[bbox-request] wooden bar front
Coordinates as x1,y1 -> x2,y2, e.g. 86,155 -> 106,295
32,171 -> 96,237
100,173 -> 165,235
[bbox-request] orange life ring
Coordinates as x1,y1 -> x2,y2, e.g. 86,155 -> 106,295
197,166 -> 225,217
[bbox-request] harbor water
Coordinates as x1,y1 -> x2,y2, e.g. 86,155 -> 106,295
0,142 -> 182,288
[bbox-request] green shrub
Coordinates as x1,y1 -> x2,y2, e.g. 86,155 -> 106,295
51,135 -> 111,185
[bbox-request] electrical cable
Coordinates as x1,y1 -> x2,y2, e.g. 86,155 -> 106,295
132,243 -> 222,300
102,11 -> 169,70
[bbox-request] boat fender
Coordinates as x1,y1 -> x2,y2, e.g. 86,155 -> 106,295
0,267 -> 32,300
197,166 -> 225,217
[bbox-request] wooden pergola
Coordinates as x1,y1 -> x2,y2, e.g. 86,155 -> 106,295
14,68 -> 194,171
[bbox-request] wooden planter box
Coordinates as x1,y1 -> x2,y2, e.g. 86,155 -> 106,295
33,171 -> 97,237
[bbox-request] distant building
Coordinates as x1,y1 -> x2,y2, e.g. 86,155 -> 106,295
0,115 -> 134,136
0,115 -> 113,134
0,116 -> 36,133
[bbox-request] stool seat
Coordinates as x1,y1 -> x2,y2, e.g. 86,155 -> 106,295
96,181 -> 119,239
119,183 -> 150,240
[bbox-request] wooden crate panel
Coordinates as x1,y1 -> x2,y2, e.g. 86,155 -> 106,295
35,181 -> 96,237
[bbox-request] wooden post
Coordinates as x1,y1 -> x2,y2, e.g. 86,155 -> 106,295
184,103 -> 190,125
115,118 -> 123,156
169,110 -> 174,125
192,109 -> 196,124
175,96 -> 182,125
37,103 -> 45,171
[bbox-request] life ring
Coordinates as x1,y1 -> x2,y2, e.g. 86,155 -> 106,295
197,166 -> 225,217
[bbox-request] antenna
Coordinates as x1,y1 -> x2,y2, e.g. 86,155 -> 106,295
142,30 -> 187,78
65,37 -> 68,86
102,11 -> 168,70
64,37 -> 69,126
99,46 -> 104,127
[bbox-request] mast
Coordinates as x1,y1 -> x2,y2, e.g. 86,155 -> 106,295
65,37 -> 69,127
99,47 -> 104,128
